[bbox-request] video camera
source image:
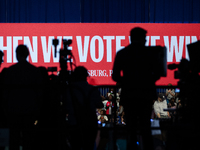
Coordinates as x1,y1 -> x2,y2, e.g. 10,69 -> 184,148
168,40 -> 200,79
167,41 -> 200,122
51,38 -> 75,83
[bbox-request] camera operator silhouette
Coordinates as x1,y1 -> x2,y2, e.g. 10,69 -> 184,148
2,44 -> 43,150
166,41 -> 200,150
112,27 -> 159,150
65,66 -> 103,150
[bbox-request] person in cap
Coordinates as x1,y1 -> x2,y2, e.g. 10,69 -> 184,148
154,93 -> 170,118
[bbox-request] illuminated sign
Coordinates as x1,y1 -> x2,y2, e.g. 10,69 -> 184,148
0,23 -> 199,85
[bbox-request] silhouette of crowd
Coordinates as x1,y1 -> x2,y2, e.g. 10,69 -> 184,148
0,28 -> 166,150
0,27 -> 199,150
0,44 -> 103,150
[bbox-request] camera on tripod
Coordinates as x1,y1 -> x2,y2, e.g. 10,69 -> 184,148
51,38 -> 75,83
52,39 -> 72,59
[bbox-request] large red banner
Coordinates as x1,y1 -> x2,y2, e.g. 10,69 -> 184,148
0,23 -> 200,85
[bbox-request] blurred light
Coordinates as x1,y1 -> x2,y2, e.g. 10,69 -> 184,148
175,88 -> 180,93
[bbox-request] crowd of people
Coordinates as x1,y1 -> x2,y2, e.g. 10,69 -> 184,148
0,44 -> 129,150
152,84 -> 182,120
96,84 -> 182,126
96,88 -> 126,126
0,44 -> 104,150
0,26 -> 187,150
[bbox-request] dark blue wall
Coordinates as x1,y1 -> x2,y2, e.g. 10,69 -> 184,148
1,0 -> 200,23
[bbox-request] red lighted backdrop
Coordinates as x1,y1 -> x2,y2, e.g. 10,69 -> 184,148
0,23 -> 200,85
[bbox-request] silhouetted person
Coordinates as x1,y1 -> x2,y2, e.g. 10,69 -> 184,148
0,50 -> 6,150
112,27 -> 158,150
2,45 -> 43,150
0,51 -> 3,67
170,58 -> 200,150
36,66 -> 60,150
0,51 -> 4,117
66,66 -> 103,150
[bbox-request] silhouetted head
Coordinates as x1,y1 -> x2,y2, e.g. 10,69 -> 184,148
16,44 -> 29,62
72,66 -> 89,81
0,50 -> 4,67
130,27 -> 147,45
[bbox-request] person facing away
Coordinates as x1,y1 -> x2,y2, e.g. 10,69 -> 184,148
2,44 -> 43,150
65,66 -> 103,150
112,27 -> 159,150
